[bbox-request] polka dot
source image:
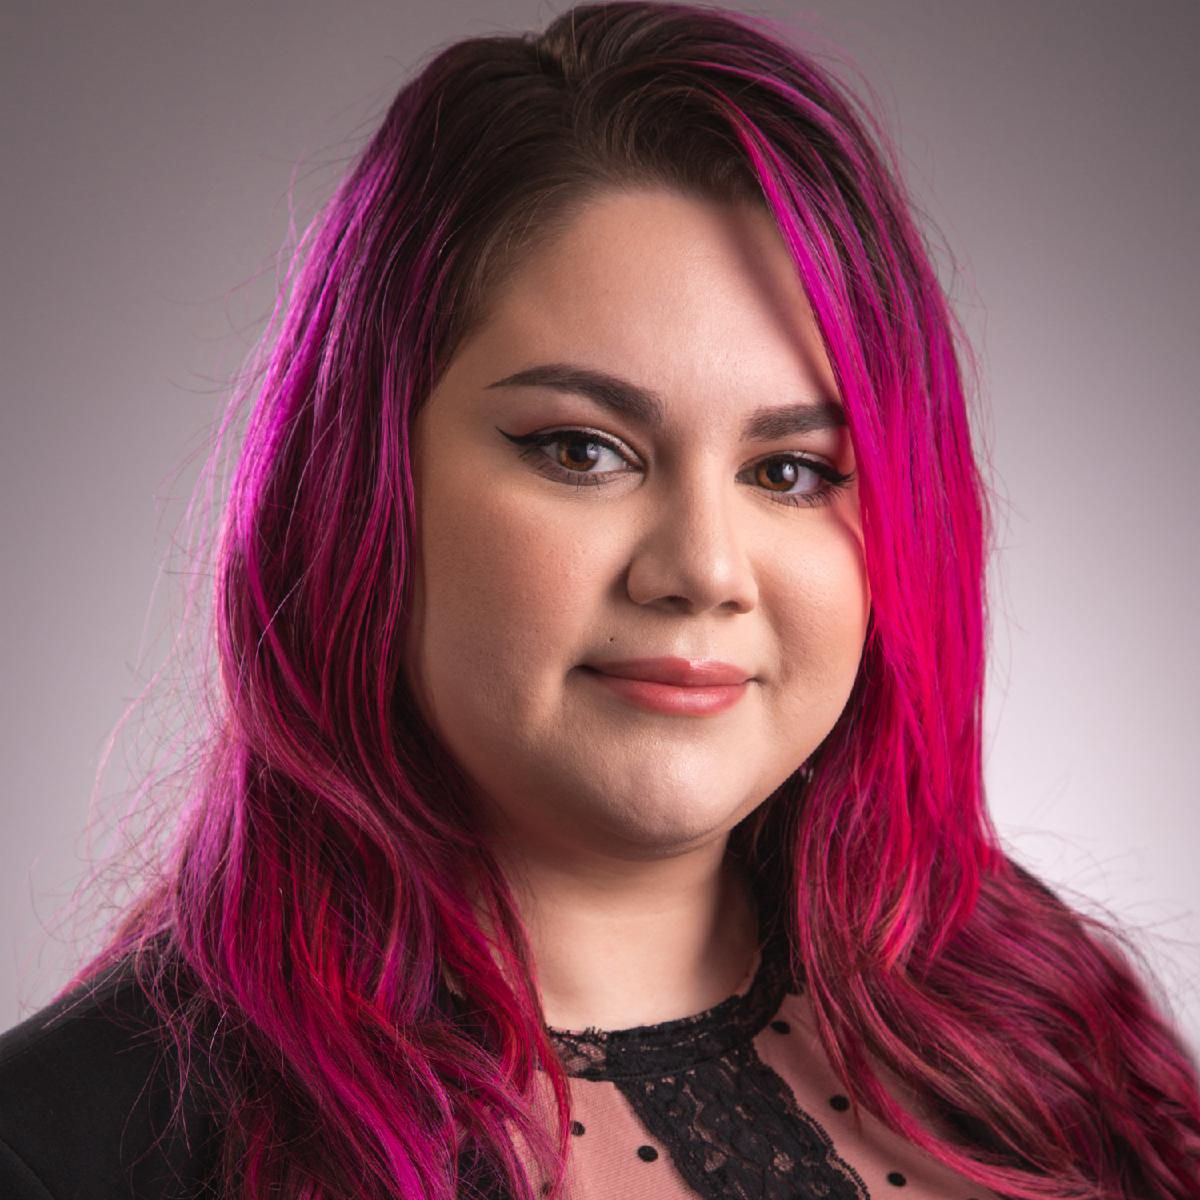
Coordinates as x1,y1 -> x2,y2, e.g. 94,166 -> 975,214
769,1019 -> 791,1034
636,1145 -> 659,1162
570,1120 -> 585,1136
828,1094 -> 850,1112
886,1171 -> 907,1186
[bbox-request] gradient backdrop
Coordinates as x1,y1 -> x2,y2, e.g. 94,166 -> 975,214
3,0 -> 1197,1052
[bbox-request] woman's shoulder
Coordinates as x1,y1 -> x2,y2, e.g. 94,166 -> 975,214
0,957 -> 222,1199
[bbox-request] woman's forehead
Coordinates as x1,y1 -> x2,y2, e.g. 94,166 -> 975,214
455,188 -> 842,424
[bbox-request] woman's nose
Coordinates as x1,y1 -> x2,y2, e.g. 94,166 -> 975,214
623,471 -> 759,616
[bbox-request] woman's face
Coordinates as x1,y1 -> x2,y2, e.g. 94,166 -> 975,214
405,187 -> 869,860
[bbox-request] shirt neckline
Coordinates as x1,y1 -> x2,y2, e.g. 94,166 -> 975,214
544,930 -> 798,1082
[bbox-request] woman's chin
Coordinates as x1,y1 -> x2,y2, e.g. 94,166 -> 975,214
562,789 -> 765,859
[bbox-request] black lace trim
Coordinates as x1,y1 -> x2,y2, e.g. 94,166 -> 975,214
614,1040 -> 869,1200
544,934 -> 868,1199
544,930 -> 800,1081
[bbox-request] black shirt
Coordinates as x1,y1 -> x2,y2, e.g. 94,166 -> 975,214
0,964 -> 219,1200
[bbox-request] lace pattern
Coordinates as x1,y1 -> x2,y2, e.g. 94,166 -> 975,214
546,930 -> 797,1080
613,1041 -> 869,1199
545,935 -> 868,1199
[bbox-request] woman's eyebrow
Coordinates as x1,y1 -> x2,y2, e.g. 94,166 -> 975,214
484,363 -> 846,437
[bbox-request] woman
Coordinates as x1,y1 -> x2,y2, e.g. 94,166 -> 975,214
1,2 -> 1197,1198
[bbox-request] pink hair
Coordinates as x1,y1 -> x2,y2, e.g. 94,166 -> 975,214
61,3 -> 1200,1197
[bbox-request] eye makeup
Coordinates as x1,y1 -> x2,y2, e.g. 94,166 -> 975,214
496,426 -> 854,510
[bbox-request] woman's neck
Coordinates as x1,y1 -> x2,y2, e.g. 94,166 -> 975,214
494,833 -> 761,1032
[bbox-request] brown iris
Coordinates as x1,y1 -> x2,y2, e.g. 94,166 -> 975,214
755,457 -> 807,492
556,434 -> 603,471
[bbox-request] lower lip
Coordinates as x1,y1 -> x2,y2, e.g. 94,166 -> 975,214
580,668 -> 749,716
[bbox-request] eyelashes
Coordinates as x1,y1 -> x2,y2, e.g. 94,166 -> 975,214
496,426 -> 855,509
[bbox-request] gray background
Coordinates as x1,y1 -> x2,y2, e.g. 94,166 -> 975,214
3,1 -> 1197,1053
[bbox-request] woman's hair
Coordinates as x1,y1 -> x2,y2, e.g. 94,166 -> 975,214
61,3 -> 1200,1197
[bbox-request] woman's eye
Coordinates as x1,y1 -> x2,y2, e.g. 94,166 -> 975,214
536,430 -> 629,476
497,427 -> 635,486
495,426 -> 854,508
752,456 -> 824,496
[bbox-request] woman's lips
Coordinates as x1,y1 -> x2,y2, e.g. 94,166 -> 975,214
578,665 -> 749,716
581,656 -> 751,685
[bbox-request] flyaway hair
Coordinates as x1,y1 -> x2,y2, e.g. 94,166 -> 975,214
60,3 -> 1200,1198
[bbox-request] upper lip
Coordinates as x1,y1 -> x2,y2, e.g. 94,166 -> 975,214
583,657 -> 752,686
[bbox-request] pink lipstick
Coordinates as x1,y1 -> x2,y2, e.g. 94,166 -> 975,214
579,657 -> 751,717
